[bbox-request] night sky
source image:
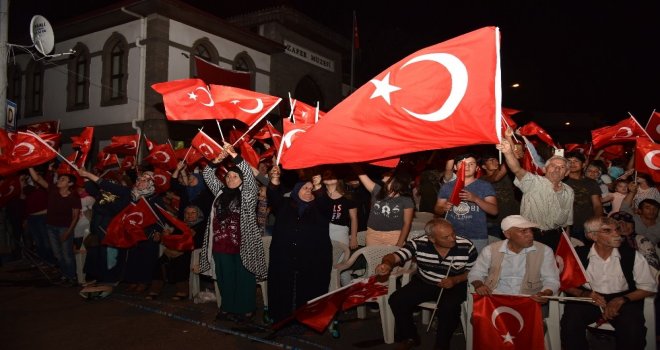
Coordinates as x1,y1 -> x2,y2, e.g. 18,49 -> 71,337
8,0 -> 660,135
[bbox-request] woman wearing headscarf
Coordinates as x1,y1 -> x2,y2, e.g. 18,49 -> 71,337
266,166 -> 334,323
198,143 -> 267,321
78,168 -> 164,294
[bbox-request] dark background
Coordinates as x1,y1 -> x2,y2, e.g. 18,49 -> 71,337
8,0 -> 660,142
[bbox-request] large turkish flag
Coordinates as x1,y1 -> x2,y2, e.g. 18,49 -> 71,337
472,294 -> 544,350
281,27 -> 501,169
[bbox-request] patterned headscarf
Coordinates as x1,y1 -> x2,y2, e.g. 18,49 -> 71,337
131,171 -> 156,201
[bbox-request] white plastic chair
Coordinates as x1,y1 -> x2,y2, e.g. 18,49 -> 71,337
332,245 -> 411,344
257,236 -> 272,308
329,239 -> 351,290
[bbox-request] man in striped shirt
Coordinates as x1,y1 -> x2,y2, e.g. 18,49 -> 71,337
376,218 -> 477,350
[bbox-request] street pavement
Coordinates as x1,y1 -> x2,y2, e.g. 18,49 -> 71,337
0,259 -> 468,350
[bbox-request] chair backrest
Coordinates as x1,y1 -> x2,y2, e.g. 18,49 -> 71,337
331,239 -> 351,265
357,230 -> 367,246
347,245 -> 401,275
262,236 -> 272,268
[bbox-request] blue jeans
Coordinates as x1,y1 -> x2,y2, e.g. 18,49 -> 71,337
47,225 -> 76,280
27,214 -> 56,264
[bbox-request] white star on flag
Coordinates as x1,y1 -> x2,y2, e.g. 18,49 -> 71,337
188,91 -> 198,100
369,72 -> 401,105
501,332 -> 515,344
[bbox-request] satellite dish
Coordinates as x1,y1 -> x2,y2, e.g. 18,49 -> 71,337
30,15 -> 55,56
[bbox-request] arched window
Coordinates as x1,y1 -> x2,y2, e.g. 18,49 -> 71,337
67,43 -> 90,110
101,33 -> 129,106
24,61 -> 44,117
233,52 -> 256,89
294,76 -> 324,110
7,64 -> 22,118
189,38 -> 220,77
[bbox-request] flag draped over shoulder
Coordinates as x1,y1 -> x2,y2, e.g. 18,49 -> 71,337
472,294 -> 544,350
281,26 -> 502,169
635,138 -> 660,182
591,117 -> 648,150
555,231 -> 588,290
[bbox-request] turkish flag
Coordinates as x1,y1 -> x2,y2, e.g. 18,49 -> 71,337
156,205 -> 194,251
7,132 -> 58,170
209,84 -> 282,128
191,130 -> 224,161
645,111 -> 660,142
0,128 -> 13,155
518,122 -> 556,147
521,136 -> 545,175
194,56 -> 251,89
104,134 -> 140,155
266,122 -> 282,155
281,27 -> 502,169
71,127 -> 94,167
120,155 -> 136,172
448,160 -> 466,206
103,198 -> 159,248
635,138 -> 660,182
564,143 -> 592,157
555,230 -> 588,290
152,79 -> 220,121
501,107 -> 519,134
599,144 -> 626,161
251,123 -> 272,140
39,132 -> 61,150
94,151 -> 119,171
0,175 -> 21,208
152,168 -> 172,194
175,147 -> 204,166
57,152 -> 79,175
591,117 -> 648,150
472,294 -> 544,350
19,120 -> 58,134
276,118 -> 314,165
290,98 -> 325,124
340,276 -> 388,310
236,139 -> 260,168
145,143 -> 178,171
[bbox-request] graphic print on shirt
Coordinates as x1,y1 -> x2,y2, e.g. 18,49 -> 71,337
331,203 -> 343,221
451,201 -> 479,219
373,202 -> 402,219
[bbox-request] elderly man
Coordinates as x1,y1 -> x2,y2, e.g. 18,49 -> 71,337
496,133 -> 574,250
376,218 -> 477,350
561,216 -> 657,350
468,215 -> 560,301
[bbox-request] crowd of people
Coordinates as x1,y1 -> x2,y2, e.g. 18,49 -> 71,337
1,126 -> 659,350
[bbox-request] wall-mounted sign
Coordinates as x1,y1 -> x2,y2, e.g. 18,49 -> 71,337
6,100 -> 17,131
284,40 -> 335,72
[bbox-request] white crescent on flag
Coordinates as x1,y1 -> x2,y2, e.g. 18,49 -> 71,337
154,151 -> 171,163
614,127 -> 633,138
123,212 -> 144,226
644,150 -> 660,170
154,174 -> 168,186
231,99 -> 264,114
198,143 -> 215,157
12,142 -> 35,157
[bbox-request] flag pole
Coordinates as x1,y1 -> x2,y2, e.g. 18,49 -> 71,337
644,109 -> 656,130
501,116 -> 519,142
288,93 -> 296,122
25,131 -> 78,170
426,256 -> 455,333
315,101 -> 320,124
628,112 -> 654,141
216,120 -> 226,143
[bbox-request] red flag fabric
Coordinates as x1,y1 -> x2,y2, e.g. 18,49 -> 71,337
276,119 -> 314,165
104,134 -> 140,155
555,230 -> 588,290
340,276 -> 388,310
39,132 -> 61,150
209,84 -> 282,128
5,132 -> 58,172
156,205 -> 194,251
281,27 -> 502,169
152,79 -> 220,121
0,175 -> 21,208
194,56 -> 251,89
645,111 -> 660,142
120,155 -> 136,172
19,120 -> 58,134
518,122 -> 556,147
291,99 -> 325,124
191,130 -> 224,161
71,127 -> 94,167
152,168 -> 172,194
145,143 -> 178,171
635,138 -> 660,182
95,151 -> 119,171
236,139 -> 260,169
175,147 -> 204,166
564,143 -> 592,157
501,107 -> 519,134
448,160 -> 466,206
102,198 -> 159,248
0,128 -> 13,155
266,122 -> 282,155
251,123 -> 272,140
57,152 -> 79,175
599,144 -> 626,161
591,117 -> 648,150
472,294 -> 545,350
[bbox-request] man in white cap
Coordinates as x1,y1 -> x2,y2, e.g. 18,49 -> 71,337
468,215 -> 560,301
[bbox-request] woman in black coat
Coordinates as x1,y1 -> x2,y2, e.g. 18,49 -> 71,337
267,167 -> 333,323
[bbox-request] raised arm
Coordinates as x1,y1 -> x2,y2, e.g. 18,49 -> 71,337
28,167 -> 49,189
352,164 -> 377,193
496,139 -> 527,180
